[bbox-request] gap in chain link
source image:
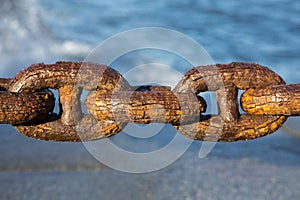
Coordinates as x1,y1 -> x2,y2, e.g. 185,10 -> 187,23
238,90 -> 246,114
81,89 -> 89,114
201,90 -> 246,116
200,91 -> 218,115
50,88 -> 89,116
49,89 -> 60,115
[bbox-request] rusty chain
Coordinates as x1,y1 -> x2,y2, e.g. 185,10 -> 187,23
0,61 -> 298,142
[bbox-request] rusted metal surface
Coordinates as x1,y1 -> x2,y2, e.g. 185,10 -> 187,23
85,88 -> 206,125
241,84 -> 300,115
10,61 -> 130,141
175,115 -> 286,141
173,62 -> 285,93
0,78 -> 12,89
14,115 -> 126,142
0,78 -> 54,125
0,61 -> 298,142
8,62 -> 131,93
173,62 -> 287,141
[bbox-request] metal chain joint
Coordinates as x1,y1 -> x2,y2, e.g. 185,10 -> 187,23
0,61 -> 298,142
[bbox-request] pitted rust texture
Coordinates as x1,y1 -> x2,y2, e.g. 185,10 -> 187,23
174,62 -> 285,93
216,83 -> 239,122
241,84 -> 300,116
0,78 -> 12,90
14,115 -> 126,142
175,114 -> 286,142
0,78 -> 54,125
174,62 -> 287,141
58,85 -> 82,126
0,90 -> 54,125
1,61 -> 296,142
10,61 -> 130,141
9,61 -> 131,93
85,88 -> 206,125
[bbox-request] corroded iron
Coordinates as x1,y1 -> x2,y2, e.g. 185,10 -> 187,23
0,61 -> 297,142
173,62 -> 287,141
241,84 -> 300,116
9,62 -> 130,141
85,86 -> 206,125
0,78 -> 54,125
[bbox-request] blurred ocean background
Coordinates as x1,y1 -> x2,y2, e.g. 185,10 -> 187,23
1,0 -> 300,199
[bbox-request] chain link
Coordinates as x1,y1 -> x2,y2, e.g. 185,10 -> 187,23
241,84 -> 300,115
0,78 -> 54,125
173,62 -> 287,141
0,61 -> 297,142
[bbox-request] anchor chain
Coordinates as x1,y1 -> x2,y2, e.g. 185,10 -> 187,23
0,61 -> 298,142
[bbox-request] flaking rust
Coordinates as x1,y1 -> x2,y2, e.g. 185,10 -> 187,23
0,61 -> 296,142
173,62 -> 286,141
9,62 -> 130,141
0,78 -> 54,124
85,87 -> 206,125
241,84 -> 300,115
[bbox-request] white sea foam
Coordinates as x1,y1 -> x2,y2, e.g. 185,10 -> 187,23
0,0 -> 91,76
50,41 -> 91,58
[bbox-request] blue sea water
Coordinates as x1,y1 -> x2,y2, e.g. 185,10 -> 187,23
1,0 -> 300,79
1,0 -> 300,199
41,0 -> 300,80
